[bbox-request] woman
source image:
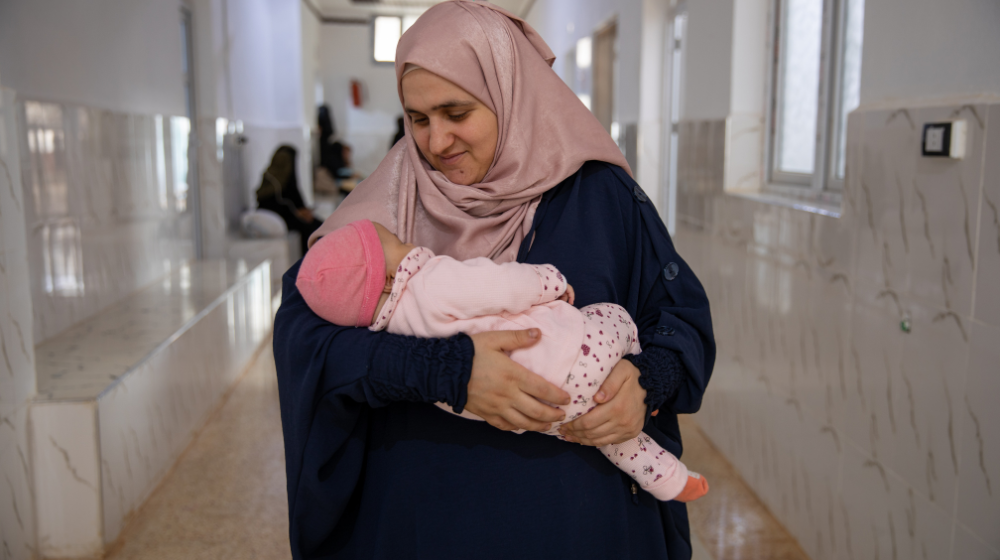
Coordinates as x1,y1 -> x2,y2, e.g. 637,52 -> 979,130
256,145 -> 321,254
274,3 -> 714,559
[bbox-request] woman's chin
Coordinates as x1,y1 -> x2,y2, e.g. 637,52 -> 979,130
444,169 -> 476,185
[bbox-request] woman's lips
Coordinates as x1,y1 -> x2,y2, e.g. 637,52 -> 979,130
439,152 -> 465,166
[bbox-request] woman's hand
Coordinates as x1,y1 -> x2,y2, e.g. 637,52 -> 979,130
465,329 -> 571,432
558,284 -> 575,305
558,359 -> 647,446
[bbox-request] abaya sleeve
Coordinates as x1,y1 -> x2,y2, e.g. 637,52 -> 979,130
273,264 -> 474,554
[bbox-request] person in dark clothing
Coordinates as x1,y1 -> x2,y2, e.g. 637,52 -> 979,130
317,105 -> 345,178
256,145 -> 320,255
391,116 -> 406,148
274,3 -> 715,559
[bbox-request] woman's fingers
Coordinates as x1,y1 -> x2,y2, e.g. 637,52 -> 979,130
559,360 -> 647,445
593,359 -> 632,403
484,415 -> 518,432
466,329 -> 566,432
484,328 -> 542,353
520,369 -> 571,405
512,393 -> 565,424
502,409 -> 551,432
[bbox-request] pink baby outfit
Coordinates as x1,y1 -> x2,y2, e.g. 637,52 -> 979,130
366,247 -> 691,501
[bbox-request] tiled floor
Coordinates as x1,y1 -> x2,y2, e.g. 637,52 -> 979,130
681,415 -> 812,560
105,340 -> 291,560
106,336 -> 809,560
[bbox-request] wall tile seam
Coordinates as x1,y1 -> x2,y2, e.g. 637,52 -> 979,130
967,103 -> 991,319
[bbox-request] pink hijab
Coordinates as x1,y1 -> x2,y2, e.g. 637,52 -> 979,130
310,0 -> 631,263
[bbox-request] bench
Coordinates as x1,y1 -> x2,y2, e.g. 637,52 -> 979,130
30,257 -> 274,559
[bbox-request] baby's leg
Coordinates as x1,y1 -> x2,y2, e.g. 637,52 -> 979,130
550,303 -> 708,501
599,433 -> 707,501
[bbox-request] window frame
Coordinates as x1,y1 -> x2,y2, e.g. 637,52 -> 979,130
765,0 -> 860,197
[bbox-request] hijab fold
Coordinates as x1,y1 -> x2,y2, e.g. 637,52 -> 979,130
310,0 -> 630,263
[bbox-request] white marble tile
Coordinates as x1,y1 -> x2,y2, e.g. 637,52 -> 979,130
952,522 -> 1000,560
724,114 -> 763,193
30,259 -> 271,552
0,85 -> 37,560
840,279 -> 905,463
198,117 -> 228,259
677,103 -> 999,559
956,321 -> 1000,550
35,260 -> 268,401
974,104 -> 1000,328
0,433 -> 34,560
0,267 -> 34,421
0,403 -> 33,560
97,262 -> 271,544
902,105 -> 987,317
884,301 -> 970,509
852,109 -> 912,300
839,442 -> 953,560
30,401 -> 103,559
802,264 -> 853,430
18,99 -> 197,343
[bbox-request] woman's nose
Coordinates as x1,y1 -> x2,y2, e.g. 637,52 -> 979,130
427,121 -> 454,156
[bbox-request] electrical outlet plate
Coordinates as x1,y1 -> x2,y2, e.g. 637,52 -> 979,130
921,120 -> 966,159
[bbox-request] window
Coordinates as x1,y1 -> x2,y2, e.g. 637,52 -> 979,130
373,15 -> 420,63
768,0 -> 865,192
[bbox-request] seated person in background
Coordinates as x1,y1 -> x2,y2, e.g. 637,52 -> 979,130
255,145 -> 320,255
332,143 -> 362,194
296,219 -> 711,503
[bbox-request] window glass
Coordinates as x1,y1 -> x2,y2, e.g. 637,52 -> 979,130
834,0 -> 865,179
374,16 -> 402,62
776,0 -> 823,175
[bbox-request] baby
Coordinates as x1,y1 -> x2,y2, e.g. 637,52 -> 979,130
296,219 -> 709,503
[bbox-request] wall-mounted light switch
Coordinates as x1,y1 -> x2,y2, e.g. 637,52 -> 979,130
922,120 -> 966,159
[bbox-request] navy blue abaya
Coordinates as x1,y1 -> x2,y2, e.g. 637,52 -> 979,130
274,162 -> 716,559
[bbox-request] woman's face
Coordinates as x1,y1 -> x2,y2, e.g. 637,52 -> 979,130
401,69 -> 498,185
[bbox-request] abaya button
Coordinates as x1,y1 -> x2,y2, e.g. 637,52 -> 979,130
633,185 -> 648,203
663,262 -> 679,281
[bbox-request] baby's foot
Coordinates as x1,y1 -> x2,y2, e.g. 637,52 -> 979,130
673,471 -> 709,502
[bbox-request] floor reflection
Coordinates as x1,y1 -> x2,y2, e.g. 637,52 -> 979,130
680,415 -> 811,560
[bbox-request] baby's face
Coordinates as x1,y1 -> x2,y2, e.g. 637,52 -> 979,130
372,222 -> 416,277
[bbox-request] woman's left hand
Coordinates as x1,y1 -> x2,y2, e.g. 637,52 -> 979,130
558,359 -> 647,446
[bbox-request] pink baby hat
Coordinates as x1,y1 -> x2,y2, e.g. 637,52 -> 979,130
296,219 -> 386,327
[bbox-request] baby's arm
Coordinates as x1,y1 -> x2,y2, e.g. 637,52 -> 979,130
409,257 -> 568,321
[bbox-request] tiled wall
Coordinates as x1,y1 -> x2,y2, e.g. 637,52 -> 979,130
17,99 -> 197,343
0,87 -> 37,560
676,99 -> 1000,560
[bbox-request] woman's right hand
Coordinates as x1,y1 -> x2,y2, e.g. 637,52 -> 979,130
465,329 -> 571,432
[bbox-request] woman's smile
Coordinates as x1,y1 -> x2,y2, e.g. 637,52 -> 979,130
439,151 -> 466,166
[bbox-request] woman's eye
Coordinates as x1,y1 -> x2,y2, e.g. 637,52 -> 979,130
449,112 -> 470,121
411,117 -> 428,125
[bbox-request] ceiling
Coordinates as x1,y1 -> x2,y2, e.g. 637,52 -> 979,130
309,0 -> 536,20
